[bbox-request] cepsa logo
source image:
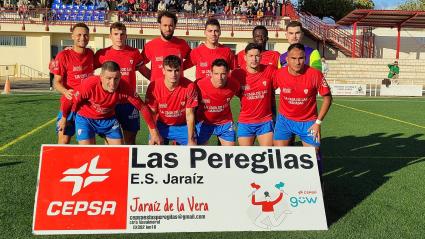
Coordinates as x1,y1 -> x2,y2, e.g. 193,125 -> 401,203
33,146 -> 129,231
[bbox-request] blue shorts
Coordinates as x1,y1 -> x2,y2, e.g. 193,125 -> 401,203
196,121 -> 235,144
157,121 -> 189,145
273,113 -> 320,147
75,114 -> 123,141
115,103 -> 140,132
237,120 -> 274,138
56,111 -> 76,136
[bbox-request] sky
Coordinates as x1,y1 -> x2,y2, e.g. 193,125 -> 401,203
373,0 -> 406,9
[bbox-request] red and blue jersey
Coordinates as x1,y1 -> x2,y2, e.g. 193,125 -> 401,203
141,37 -> 191,81
196,76 -> 240,125
274,66 -> 331,121
232,65 -> 276,123
94,45 -> 144,93
190,43 -> 235,80
145,77 -> 198,125
53,48 -> 94,89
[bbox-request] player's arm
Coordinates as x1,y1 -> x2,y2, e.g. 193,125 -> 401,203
54,74 -> 73,100
186,107 -> 197,145
127,93 -> 163,145
308,94 -> 332,143
186,83 -> 198,145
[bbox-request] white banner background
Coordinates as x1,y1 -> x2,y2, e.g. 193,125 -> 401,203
126,146 -> 327,232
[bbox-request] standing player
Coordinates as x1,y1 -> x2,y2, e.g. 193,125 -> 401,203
196,59 -> 240,145
190,18 -> 235,81
273,43 -> 332,175
237,25 -> 280,69
279,21 -> 322,71
58,61 -> 162,145
232,43 -> 276,146
140,11 -> 192,81
145,55 -> 198,145
53,23 -> 94,144
94,22 -> 144,145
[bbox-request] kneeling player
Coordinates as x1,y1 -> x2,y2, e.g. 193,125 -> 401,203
145,55 -> 198,145
58,61 -> 162,145
273,43 -> 332,175
196,59 -> 240,145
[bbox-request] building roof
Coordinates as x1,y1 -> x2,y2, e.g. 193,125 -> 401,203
337,9 -> 425,28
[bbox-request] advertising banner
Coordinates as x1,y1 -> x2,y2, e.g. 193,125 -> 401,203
329,84 -> 367,96
33,145 -> 327,235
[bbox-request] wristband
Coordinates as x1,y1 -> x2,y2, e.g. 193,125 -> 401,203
315,119 -> 322,125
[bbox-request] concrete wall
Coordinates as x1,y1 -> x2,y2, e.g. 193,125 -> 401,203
373,28 -> 425,60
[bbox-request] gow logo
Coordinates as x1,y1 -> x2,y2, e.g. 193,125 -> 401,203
47,156 -> 117,216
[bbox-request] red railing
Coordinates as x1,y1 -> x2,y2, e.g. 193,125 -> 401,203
0,9 -> 285,31
299,12 -> 374,58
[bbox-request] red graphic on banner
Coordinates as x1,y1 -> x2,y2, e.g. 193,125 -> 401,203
33,146 -> 129,231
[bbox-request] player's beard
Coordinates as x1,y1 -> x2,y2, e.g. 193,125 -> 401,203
161,30 -> 174,41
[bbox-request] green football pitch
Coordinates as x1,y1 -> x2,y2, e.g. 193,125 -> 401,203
0,93 -> 424,238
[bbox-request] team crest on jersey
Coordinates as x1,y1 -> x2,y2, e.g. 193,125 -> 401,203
180,101 -> 186,106
263,81 -> 267,86
304,89 -> 309,94
77,129 -> 82,136
130,59 -> 134,65
226,97 -> 230,102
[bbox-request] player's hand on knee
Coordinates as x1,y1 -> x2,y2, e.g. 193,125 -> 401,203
58,117 -> 67,132
149,129 -> 163,145
308,123 -> 321,143
187,138 -> 197,146
64,89 -> 74,100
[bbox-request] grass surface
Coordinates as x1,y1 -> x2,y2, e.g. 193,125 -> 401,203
0,94 -> 424,238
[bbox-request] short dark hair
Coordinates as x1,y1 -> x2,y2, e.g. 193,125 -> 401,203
211,58 -> 229,71
245,42 -> 262,53
253,25 -> 268,37
287,43 -> 305,53
72,23 -> 89,32
163,55 -> 182,69
157,11 -> 178,25
101,61 -> 121,73
110,22 -> 126,33
205,18 -> 220,29
286,21 -> 302,30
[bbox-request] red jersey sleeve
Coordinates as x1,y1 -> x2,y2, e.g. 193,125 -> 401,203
145,81 -> 158,112
53,52 -> 66,77
316,72 -> 331,96
183,46 -> 194,70
140,45 -> 151,65
236,50 -> 245,68
125,91 -> 156,129
186,83 -> 198,108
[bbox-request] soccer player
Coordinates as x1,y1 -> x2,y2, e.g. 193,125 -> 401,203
232,43 -> 276,146
94,22 -> 144,145
58,61 -> 162,145
145,55 -> 198,145
237,25 -> 280,69
196,59 -> 240,146
279,21 -> 322,71
190,18 -> 235,81
53,22 -> 94,144
140,11 -> 192,81
273,43 -> 332,175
